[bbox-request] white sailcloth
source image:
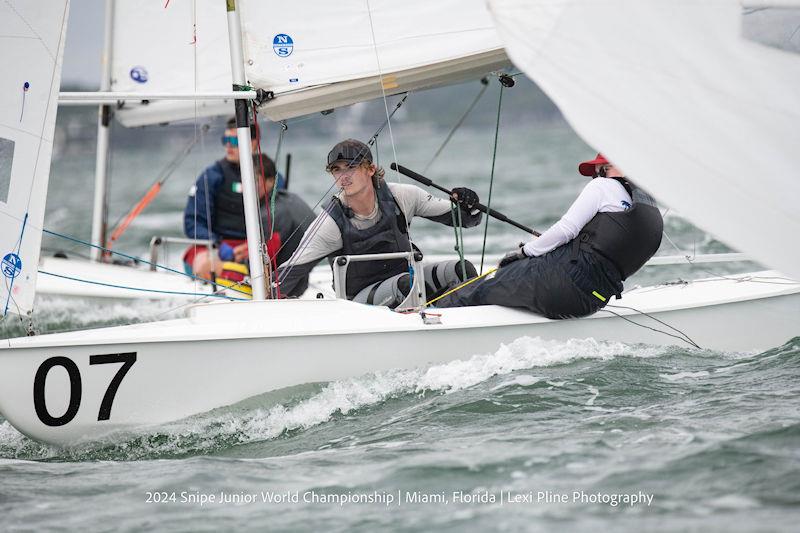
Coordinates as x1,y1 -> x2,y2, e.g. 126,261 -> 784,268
112,0 -> 508,126
112,0 -> 232,127
0,0 -> 70,317
487,0 -> 800,280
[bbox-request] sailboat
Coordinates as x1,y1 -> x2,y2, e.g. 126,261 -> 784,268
1,0 -> 798,446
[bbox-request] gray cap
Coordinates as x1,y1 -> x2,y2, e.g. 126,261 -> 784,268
326,139 -> 373,170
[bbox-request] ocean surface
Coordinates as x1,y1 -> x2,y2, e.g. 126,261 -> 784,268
2,90 -> 799,531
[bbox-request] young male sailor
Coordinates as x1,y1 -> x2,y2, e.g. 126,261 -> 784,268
276,139 -> 483,307
435,153 -> 663,318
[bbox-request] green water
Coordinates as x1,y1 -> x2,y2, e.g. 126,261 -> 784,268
2,89 -> 798,531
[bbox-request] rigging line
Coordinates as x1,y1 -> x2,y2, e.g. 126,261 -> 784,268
39,228 -> 251,297
250,108 -> 272,292
479,82 -> 504,275
450,201 -> 467,278
367,93 -> 409,147
275,199 -> 339,286
605,303 -> 701,348
4,213 -> 28,316
424,78 -> 489,173
37,270 -> 246,300
598,306 -> 701,349
364,0 -> 402,187
107,125 -> 210,241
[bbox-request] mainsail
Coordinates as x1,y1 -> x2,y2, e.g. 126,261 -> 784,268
0,0 -> 70,317
487,0 -> 800,280
112,0 -> 509,126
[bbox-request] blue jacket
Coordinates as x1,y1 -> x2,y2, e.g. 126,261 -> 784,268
183,160 -> 285,242
183,160 -> 232,242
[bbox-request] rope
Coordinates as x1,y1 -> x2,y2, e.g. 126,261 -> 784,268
426,268 -> 496,306
450,201 -> 466,280
107,126 -> 209,248
38,270 -> 247,300
479,82 -> 505,274
424,78 -> 489,172
40,229 -> 251,297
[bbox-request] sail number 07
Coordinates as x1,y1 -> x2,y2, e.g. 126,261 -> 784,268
33,352 -> 137,427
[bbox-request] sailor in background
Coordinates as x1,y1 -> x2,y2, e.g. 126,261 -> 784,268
436,153 -> 663,318
277,139 -> 483,307
182,117 -> 287,280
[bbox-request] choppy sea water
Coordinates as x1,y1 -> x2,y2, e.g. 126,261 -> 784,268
2,91 -> 798,530
1,336 -> 799,531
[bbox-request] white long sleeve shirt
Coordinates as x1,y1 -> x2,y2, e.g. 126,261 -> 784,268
523,178 -> 633,257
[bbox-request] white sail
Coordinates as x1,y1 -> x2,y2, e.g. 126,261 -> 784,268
241,0 -> 509,120
112,0 -> 508,126
0,0 -> 70,317
488,0 -> 800,280
111,1 -> 232,127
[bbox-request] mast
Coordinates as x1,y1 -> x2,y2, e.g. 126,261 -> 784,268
89,0 -> 114,262
225,0 -> 267,300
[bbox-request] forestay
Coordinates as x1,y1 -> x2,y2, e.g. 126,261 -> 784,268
487,0 -> 800,280
0,0 -> 69,317
113,0 -> 509,126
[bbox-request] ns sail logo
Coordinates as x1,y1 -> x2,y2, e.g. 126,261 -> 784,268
273,34 -> 294,57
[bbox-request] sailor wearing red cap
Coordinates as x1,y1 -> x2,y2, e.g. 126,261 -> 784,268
435,153 -> 663,318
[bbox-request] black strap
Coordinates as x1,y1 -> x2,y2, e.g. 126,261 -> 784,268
366,280 -> 382,305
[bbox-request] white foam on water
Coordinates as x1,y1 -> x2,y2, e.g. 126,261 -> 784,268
161,336 -> 669,450
491,375 -> 542,391
0,336 -> 671,457
585,386 -> 600,406
659,371 -> 710,382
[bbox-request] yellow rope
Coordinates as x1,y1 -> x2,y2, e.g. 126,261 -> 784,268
426,268 -> 497,306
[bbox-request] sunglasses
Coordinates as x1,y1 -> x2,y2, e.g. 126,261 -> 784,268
221,135 -> 239,147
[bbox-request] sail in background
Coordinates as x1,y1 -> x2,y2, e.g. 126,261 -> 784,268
113,0 -> 509,126
487,0 -> 800,280
0,0 -> 70,317
112,0 -> 232,127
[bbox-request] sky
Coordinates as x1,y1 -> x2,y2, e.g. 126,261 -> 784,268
62,0 -> 105,88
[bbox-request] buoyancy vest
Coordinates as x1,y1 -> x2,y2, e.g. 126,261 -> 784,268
327,184 -> 412,299
573,180 -> 663,280
213,159 -> 247,239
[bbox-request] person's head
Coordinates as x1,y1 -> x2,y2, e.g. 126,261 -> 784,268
325,139 -> 385,197
253,153 -> 277,199
222,117 -> 259,163
578,153 -> 624,178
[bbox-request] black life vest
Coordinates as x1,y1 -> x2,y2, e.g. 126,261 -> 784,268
213,159 -> 247,239
327,184 -> 412,299
574,179 -> 663,280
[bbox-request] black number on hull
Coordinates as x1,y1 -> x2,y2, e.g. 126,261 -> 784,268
33,352 -> 137,426
89,352 -> 137,421
33,357 -> 82,427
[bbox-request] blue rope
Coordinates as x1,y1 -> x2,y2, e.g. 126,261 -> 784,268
41,228 -> 252,297
38,270 -> 247,300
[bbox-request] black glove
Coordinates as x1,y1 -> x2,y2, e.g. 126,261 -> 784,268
451,187 -> 480,212
498,243 -> 528,268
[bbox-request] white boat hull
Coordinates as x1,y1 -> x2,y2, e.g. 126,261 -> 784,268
2,271 -> 799,445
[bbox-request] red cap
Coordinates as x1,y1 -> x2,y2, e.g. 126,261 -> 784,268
578,153 -> 609,177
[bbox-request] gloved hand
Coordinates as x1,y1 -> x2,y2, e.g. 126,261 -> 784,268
451,187 -> 480,212
218,242 -> 235,262
499,243 -> 528,268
